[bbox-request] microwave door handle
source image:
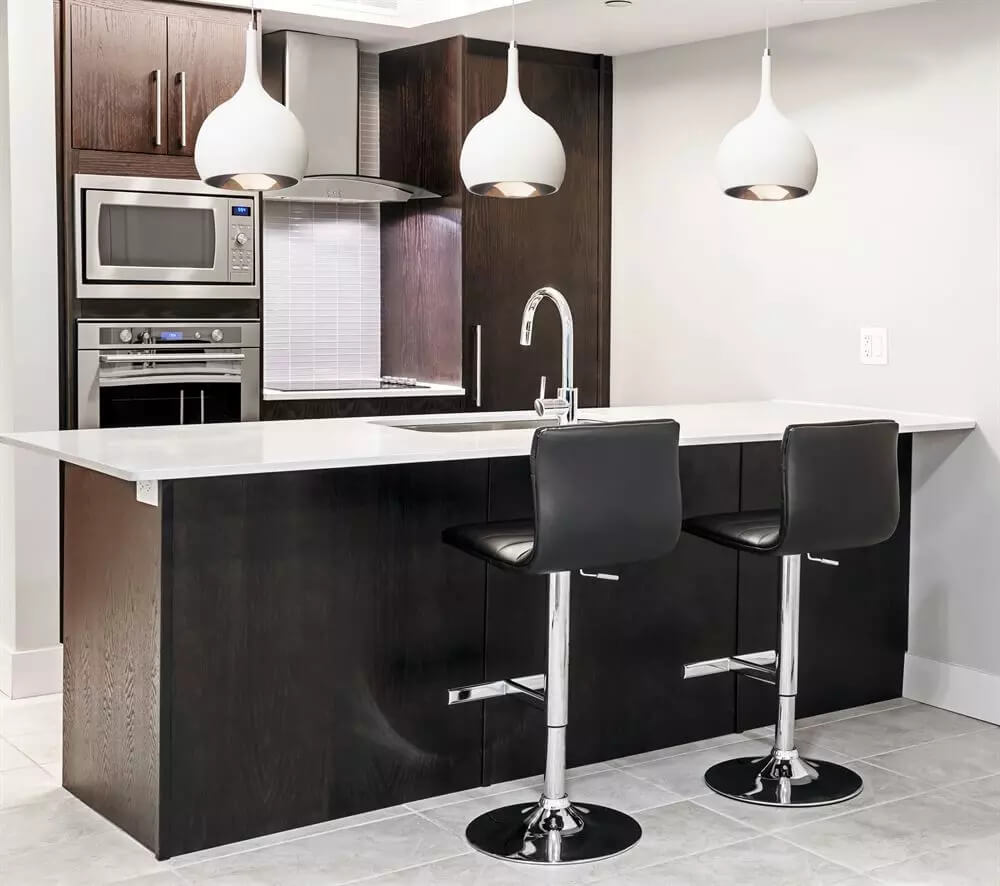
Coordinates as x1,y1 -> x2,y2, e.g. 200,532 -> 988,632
99,372 -> 242,387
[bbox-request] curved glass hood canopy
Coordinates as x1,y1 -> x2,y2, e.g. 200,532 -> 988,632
261,30 -> 439,204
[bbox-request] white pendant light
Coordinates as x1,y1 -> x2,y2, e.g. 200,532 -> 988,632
459,0 -> 566,198
716,26 -> 818,202
195,2 -> 307,192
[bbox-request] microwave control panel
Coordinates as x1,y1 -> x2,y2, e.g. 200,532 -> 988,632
228,199 -> 255,284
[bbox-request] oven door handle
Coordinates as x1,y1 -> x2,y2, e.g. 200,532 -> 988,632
99,371 -> 243,388
99,352 -> 246,364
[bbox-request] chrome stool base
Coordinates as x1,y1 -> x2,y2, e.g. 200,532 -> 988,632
465,798 -> 642,865
705,752 -> 863,807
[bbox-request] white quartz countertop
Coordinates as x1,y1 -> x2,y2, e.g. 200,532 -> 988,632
262,382 -> 466,401
0,400 -> 975,483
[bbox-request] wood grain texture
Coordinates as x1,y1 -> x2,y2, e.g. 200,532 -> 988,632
167,14 -> 245,156
735,436 -> 913,731
70,1 -> 168,153
162,462 -> 489,856
63,465 -> 164,855
380,39 -> 465,385
73,147 -> 197,177
482,446 -> 740,784
260,396 -> 465,421
462,44 -> 609,412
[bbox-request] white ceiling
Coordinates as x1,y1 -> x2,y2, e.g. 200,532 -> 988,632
218,0 -> 938,54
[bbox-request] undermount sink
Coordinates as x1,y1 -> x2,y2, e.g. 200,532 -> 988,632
379,418 -> 602,433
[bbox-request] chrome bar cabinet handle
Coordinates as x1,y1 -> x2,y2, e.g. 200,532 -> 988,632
179,388 -> 185,424
153,69 -> 162,146
177,71 -> 187,148
474,324 -> 482,408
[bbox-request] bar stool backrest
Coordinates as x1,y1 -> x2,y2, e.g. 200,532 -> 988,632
779,419 -> 900,555
527,420 -> 682,574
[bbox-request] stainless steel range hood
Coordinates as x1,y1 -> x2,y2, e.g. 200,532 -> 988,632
261,31 -> 438,204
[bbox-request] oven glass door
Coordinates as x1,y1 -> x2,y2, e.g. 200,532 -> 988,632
84,190 -> 229,284
98,352 -> 243,428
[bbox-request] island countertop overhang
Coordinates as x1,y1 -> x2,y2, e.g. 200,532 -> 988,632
0,400 -> 976,484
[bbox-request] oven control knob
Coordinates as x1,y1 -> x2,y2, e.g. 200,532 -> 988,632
210,328 -> 224,343
119,329 -> 133,344
234,232 -> 248,246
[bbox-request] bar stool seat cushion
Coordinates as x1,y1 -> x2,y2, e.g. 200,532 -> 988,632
683,509 -> 781,554
443,519 -> 536,569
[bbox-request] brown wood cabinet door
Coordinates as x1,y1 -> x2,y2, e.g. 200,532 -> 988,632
167,15 -> 246,157
462,46 -> 609,413
70,2 -> 168,153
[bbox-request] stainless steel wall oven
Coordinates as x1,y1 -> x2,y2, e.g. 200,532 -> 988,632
77,321 -> 260,429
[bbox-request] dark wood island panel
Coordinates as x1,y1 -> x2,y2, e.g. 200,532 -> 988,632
61,439 -> 914,858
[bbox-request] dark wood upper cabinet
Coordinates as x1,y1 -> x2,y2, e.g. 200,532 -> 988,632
68,0 -> 246,157
167,16 -> 245,157
70,3 -> 168,153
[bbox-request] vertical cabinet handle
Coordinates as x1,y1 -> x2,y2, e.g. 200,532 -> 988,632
179,388 -> 185,424
153,69 -> 162,146
474,324 -> 482,408
200,390 -> 205,424
177,71 -> 187,148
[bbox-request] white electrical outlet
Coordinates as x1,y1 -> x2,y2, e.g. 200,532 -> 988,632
860,328 -> 888,365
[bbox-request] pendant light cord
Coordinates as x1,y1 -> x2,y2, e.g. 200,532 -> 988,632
511,0 -> 517,47
765,5 -> 770,54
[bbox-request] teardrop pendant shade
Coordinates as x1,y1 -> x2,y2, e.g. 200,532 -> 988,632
716,51 -> 817,201
460,43 -> 566,198
195,27 -> 308,191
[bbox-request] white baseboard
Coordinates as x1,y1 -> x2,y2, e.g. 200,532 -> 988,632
903,653 -> 1000,726
0,643 -> 62,699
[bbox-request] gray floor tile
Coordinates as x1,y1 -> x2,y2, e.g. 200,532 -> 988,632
868,835 -> 1000,885
0,829 -> 165,885
866,729 -> 1000,786
0,764 -> 64,809
418,788 -> 544,836
621,835 -> 858,886
177,813 -> 467,885
113,874 -> 186,886
8,730 -> 63,766
621,739 -> 773,799
607,733 -> 747,769
781,789 -> 1000,872
0,735 -> 35,771
170,805 -> 411,867
745,699 -> 916,738
950,773 -> 1000,810
0,794 -> 115,857
0,694 -> 62,738
691,761 -> 934,834
558,767 -> 683,812
353,850 -> 609,886
795,705 -> 991,759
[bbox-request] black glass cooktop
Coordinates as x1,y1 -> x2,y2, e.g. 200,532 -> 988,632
273,379 -> 429,392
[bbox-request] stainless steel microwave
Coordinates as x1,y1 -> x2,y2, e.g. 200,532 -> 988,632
74,174 -> 260,300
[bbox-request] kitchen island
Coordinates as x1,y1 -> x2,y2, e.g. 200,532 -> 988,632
0,400 -> 975,858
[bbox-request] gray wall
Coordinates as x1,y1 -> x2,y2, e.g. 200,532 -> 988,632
611,0 -> 1000,703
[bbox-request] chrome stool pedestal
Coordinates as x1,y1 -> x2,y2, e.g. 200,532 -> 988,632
459,571 -> 641,864
702,554 -> 862,808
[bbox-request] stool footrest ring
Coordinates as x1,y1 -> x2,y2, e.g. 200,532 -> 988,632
683,649 -> 777,684
448,673 -> 545,708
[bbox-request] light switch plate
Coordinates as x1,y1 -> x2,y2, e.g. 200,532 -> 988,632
860,327 -> 888,365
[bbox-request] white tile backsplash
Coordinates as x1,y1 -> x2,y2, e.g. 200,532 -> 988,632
263,52 -> 382,389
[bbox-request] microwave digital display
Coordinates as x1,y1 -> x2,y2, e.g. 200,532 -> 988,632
159,331 -> 183,341
232,206 -> 252,217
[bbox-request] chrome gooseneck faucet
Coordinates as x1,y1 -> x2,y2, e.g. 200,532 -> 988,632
519,286 -> 578,424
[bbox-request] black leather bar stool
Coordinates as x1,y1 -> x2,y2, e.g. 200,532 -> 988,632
443,420 -> 682,865
683,420 -> 900,807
